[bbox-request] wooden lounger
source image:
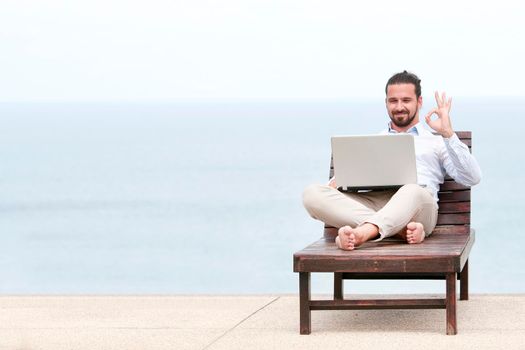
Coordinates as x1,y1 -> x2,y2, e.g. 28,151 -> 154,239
294,131 -> 474,335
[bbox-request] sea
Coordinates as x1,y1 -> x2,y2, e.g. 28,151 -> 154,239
1,99 -> 523,294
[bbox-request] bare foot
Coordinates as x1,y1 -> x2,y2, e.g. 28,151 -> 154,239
406,222 -> 425,244
336,226 -> 355,250
336,224 -> 377,250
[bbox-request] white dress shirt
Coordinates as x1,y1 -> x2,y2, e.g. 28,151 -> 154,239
382,122 -> 482,202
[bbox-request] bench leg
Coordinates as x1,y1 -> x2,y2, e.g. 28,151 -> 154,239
299,272 -> 311,334
460,260 -> 469,301
446,272 -> 457,335
334,272 -> 344,300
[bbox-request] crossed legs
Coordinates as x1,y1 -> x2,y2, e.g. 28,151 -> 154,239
303,184 -> 438,250
336,222 -> 426,250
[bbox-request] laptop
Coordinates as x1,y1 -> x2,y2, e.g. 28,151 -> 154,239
331,134 -> 417,192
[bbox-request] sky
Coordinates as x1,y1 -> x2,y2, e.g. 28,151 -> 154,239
1,0 -> 524,102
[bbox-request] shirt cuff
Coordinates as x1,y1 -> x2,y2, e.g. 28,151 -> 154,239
443,132 -> 471,156
443,132 -> 461,146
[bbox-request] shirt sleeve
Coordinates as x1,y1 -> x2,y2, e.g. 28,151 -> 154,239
440,133 -> 482,186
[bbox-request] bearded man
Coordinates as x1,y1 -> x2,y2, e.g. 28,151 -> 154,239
302,71 -> 482,250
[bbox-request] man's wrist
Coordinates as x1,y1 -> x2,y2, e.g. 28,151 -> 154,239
442,129 -> 454,138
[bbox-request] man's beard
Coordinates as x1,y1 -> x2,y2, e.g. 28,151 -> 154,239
390,108 -> 418,128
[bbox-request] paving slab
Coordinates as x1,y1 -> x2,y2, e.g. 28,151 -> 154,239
0,329 -> 223,350
0,295 -> 276,350
234,295 -> 525,332
211,294 -> 525,350
209,329 -> 525,350
0,295 -> 523,350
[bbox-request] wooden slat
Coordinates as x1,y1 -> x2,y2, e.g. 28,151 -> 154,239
438,202 -> 470,214
455,131 -> 471,139
297,232 -> 475,274
341,270 -> 468,281
438,191 -> 470,202
436,213 -> 470,225
299,233 -> 471,255
341,272 -> 471,280
309,298 -> 446,310
439,181 -> 470,191
323,227 -> 338,239
432,225 -> 470,234
342,272 -> 446,280
295,255 -> 457,273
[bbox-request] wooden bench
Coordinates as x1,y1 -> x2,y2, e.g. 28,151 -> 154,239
293,131 -> 474,335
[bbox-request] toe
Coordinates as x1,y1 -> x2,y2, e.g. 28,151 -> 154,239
335,236 -> 342,249
339,225 -> 353,236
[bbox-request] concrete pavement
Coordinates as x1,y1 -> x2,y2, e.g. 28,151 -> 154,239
0,294 -> 524,350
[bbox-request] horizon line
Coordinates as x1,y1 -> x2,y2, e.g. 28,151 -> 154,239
1,95 -> 525,105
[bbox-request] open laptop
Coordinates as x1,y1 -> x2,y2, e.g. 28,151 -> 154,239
331,134 -> 417,192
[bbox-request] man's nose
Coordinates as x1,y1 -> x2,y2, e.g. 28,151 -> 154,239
394,102 -> 404,110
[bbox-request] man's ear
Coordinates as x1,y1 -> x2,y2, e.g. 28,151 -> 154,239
418,95 -> 423,108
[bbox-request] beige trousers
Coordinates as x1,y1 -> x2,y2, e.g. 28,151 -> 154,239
302,184 -> 438,240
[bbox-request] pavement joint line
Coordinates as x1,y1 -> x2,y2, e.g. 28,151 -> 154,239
201,296 -> 280,350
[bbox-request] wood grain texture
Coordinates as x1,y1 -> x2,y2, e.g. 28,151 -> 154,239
333,273 -> 344,300
460,260 -> 469,301
309,298 -> 446,310
446,273 -> 457,335
436,213 -> 470,225
299,272 -> 311,335
294,238 -> 469,273
438,202 -> 470,214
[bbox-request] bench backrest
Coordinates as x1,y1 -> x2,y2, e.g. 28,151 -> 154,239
327,131 -> 472,237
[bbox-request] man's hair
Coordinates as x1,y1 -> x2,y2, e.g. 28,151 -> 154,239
385,70 -> 422,98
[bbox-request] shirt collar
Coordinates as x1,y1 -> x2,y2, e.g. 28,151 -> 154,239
388,122 -> 420,136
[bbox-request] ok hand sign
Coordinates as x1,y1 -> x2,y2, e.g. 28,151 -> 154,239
425,91 -> 455,138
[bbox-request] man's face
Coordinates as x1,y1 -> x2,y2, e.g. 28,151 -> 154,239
385,83 -> 422,128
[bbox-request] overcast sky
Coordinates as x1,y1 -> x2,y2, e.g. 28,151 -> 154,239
1,0 -> 524,102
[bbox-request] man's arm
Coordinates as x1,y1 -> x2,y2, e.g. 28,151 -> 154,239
425,91 -> 482,186
440,134 -> 482,186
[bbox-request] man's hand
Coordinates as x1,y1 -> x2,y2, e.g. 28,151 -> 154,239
425,91 -> 455,138
328,177 -> 337,189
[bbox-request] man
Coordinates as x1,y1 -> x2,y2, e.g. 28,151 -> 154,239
302,71 -> 481,251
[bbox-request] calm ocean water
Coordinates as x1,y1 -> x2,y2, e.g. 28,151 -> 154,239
1,99 -> 524,294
